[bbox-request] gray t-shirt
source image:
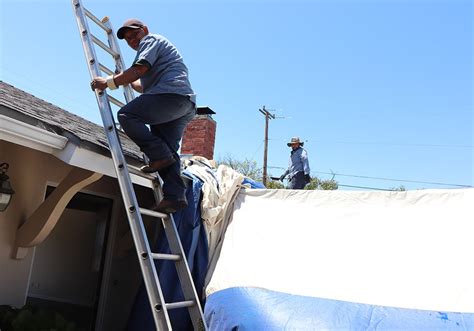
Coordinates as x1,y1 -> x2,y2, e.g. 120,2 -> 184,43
133,33 -> 194,96
284,147 -> 310,178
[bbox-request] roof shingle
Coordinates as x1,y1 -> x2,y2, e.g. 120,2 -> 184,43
0,81 -> 142,160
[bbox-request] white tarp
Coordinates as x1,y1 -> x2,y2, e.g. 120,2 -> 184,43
206,188 -> 474,313
184,159 -> 245,288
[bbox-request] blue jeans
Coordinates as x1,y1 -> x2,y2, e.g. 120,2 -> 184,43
118,93 -> 196,200
289,171 -> 306,189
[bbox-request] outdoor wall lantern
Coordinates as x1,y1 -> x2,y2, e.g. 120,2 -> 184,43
0,163 -> 15,212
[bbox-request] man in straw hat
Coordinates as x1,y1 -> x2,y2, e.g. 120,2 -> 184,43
90,18 -> 195,213
279,137 -> 311,189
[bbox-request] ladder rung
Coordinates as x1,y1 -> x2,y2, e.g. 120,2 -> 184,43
140,207 -> 168,219
165,301 -> 195,310
84,8 -> 110,33
91,34 -> 119,59
107,95 -> 125,108
151,253 -> 181,261
127,164 -> 156,180
73,2 -> 208,327
99,63 -> 114,76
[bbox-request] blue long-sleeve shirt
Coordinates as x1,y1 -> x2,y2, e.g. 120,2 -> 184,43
283,147 -> 310,179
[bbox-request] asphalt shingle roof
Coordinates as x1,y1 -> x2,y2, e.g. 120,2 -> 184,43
0,81 -> 142,161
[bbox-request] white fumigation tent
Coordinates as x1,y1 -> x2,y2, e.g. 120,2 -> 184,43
205,188 -> 474,330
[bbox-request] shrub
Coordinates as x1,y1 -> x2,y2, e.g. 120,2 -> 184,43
0,305 -> 84,331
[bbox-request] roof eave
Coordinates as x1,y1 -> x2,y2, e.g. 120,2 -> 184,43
0,114 -> 67,153
0,114 -> 152,188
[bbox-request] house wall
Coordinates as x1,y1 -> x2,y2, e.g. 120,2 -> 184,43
0,140 -> 61,307
0,139 -> 155,330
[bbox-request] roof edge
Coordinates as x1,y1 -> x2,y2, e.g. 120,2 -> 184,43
0,114 -> 68,153
0,114 -> 152,188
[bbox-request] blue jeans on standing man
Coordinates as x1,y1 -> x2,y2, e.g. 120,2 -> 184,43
118,93 -> 195,201
289,171 -> 307,189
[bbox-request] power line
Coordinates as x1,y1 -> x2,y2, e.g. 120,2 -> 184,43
270,136 -> 472,149
337,184 -> 393,191
268,166 -> 472,188
311,140 -> 473,149
274,179 -> 399,191
250,140 -> 264,160
313,171 -> 472,188
1,66 -> 97,116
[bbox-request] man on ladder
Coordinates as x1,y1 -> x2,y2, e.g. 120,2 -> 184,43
91,18 -> 195,214
74,3 -> 206,327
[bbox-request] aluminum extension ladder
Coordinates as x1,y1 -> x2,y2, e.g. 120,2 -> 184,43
71,1 -> 207,329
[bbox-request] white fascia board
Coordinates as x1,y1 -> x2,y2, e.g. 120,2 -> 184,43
0,114 -> 151,188
0,114 -> 68,153
54,143 -> 152,188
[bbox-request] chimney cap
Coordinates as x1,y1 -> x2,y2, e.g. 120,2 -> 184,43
196,106 -> 216,115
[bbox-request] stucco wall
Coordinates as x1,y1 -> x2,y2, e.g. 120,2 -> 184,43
0,140 -> 68,307
0,139 -> 161,329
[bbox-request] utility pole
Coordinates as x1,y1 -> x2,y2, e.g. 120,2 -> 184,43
259,105 -> 275,186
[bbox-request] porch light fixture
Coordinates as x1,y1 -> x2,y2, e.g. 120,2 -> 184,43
0,163 -> 15,212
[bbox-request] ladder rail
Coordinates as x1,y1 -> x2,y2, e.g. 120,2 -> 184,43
102,18 -> 135,104
72,1 -> 208,329
72,0 -> 172,329
162,214 -> 207,329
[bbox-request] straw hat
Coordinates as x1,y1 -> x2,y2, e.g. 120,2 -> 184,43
287,137 -> 304,147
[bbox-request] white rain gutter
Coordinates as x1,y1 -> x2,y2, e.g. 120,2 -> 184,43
0,114 -> 151,188
0,114 -> 67,153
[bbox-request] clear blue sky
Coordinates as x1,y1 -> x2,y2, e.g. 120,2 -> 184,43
1,0 -> 472,190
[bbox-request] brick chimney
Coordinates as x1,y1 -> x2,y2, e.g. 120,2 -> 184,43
181,106 -> 216,160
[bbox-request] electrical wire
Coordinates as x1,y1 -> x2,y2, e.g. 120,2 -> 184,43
312,140 -> 472,149
313,171 -> 472,188
271,137 -> 472,149
268,166 -> 472,188
1,67 -> 97,118
337,184 -> 394,191
250,140 -> 265,160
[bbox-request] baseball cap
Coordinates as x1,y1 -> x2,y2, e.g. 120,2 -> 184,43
117,18 -> 145,39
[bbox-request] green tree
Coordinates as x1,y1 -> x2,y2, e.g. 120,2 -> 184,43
390,185 -> 406,191
217,155 -> 338,190
266,179 -> 285,189
318,178 -> 339,190
217,155 -> 262,181
304,176 -> 338,190
304,177 -> 320,190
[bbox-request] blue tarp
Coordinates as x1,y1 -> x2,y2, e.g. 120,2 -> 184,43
127,171 -> 208,331
126,171 -> 263,330
205,287 -> 474,330
242,177 -> 265,189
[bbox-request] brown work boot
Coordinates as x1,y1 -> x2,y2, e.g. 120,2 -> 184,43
140,157 -> 175,173
155,199 -> 188,214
